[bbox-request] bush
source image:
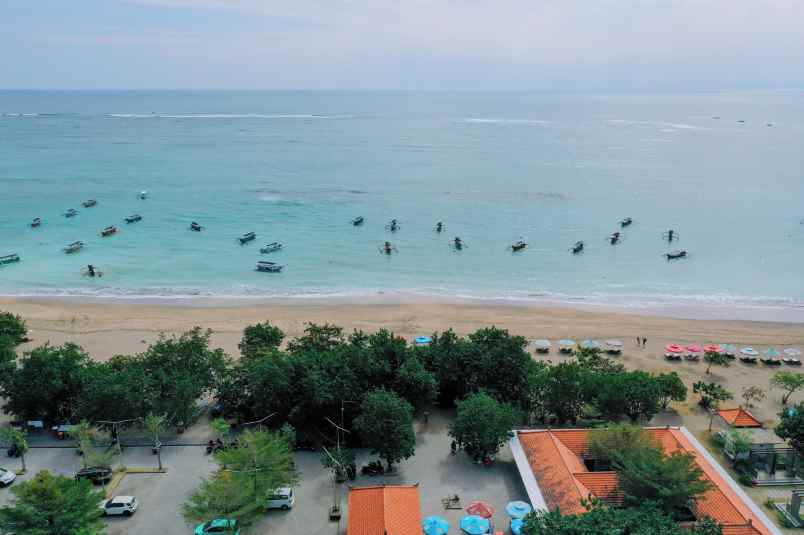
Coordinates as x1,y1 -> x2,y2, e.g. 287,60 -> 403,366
738,472 -> 754,487
0,312 -> 27,345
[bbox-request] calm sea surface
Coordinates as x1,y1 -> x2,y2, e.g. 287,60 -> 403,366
1,91 -> 803,309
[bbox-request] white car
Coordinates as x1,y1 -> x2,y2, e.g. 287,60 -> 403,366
101,496 -> 138,516
0,468 -> 16,487
267,487 -> 294,510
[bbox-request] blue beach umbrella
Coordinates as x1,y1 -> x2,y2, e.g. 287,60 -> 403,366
580,340 -> 600,350
423,516 -> 450,535
415,336 -> 432,346
511,518 -> 527,535
765,348 -> 782,359
460,515 -> 490,535
505,501 -> 533,519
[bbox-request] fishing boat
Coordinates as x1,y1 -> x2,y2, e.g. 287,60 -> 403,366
256,261 -> 283,273
662,229 -> 678,242
239,232 -> 256,244
0,253 -> 20,265
100,226 -> 118,237
386,219 -> 400,232
30,217 -> 42,228
619,217 -> 633,228
82,199 -> 97,208
379,241 -> 397,255
352,216 -> 364,226
64,208 -> 78,218
260,242 -> 282,254
511,240 -> 527,252
190,222 -> 203,232
139,190 -> 148,200
435,222 -> 444,233
571,241 -> 584,254
451,237 -> 465,251
64,241 -> 84,254
609,232 -> 621,245
125,214 -> 142,224
664,250 -> 687,260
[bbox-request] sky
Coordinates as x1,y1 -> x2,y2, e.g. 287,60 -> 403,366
2,0 -> 803,90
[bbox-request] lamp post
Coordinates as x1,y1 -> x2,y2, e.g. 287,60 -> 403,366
97,418 -> 138,455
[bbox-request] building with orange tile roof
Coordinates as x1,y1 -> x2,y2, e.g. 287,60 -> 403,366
347,484 -> 423,535
718,408 -> 763,428
509,427 -> 783,535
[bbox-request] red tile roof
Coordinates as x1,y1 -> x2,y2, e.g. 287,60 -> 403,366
347,485 -> 422,535
516,428 -> 776,535
718,408 -> 762,428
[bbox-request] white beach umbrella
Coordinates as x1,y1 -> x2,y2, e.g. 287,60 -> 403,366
741,347 -> 759,357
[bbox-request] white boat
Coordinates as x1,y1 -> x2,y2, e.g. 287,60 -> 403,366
139,190 -> 148,200
260,242 -> 282,254
0,253 -> 20,265
82,199 -> 97,208
239,232 -> 256,244
64,208 -> 78,218
64,241 -> 84,254
256,261 -> 283,273
125,214 -> 142,224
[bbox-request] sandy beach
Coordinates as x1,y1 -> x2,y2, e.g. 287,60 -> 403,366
3,296 -> 804,426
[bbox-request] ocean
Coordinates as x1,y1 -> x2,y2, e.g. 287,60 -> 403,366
1,90 -> 803,311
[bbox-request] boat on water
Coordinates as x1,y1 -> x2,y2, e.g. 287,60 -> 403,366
239,232 -> 256,244
256,261 -> 283,273
511,240 -> 527,252
125,214 -> 142,224
260,242 -> 282,254
64,208 -> 78,218
386,219 -> 400,232
64,241 -> 84,254
190,222 -> 203,232
571,241 -> 584,254
619,217 -> 633,228
663,229 -> 678,242
0,253 -> 20,265
30,217 -> 42,228
435,222 -> 444,233
352,216 -> 364,226
609,232 -> 621,245
139,190 -> 148,200
82,199 -> 97,208
100,226 -> 118,237
664,250 -> 687,260
451,237 -> 465,251
380,241 -> 397,255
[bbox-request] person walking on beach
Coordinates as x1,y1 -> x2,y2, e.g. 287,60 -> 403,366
642,337 -> 648,348
636,337 -> 641,348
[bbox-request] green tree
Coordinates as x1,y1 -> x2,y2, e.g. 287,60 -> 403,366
544,362 -> 590,424
522,361 -> 550,424
0,470 -> 106,535
704,351 -> 730,374
656,372 -> 687,410
587,423 -> 658,465
72,421 -> 116,470
1,343 -> 90,421
692,381 -> 733,410
354,389 -> 415,471
144,413 -> 167,471
286,323 -> 344,354
239,321 -> 284,359
75,356 -> 150,423
776,403 -> 804,455
595,371 -> 662,423
613,444 -> 714,516
771,371 -> 804,405
0,312 -> 27,345
575,347 -> 624,374
184,429 -> 297,528
394,356 -> 438,412
740,385 -> 766,409
449,392 -> 519,460
0,336 -> 16,375
0,426 -> 28,473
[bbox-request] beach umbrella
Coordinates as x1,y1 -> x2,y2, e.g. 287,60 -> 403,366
741,347 -> 759,357
466,501 -> 495,519
415,336 -> 432,346
784,348 -> 802,357
505,501 -> 533,519
704,344 -> 724,354
665,344 -> 684,354
533,339 -> 551,349
558,339 -> 575,347
686,344 -> 702,354
423,516 -> 450,535
511,518 -> 527,535
721,343 -> 737,355
765,348 -> 782,359
605,339 -> 624,348
460,515 -> 490,535
580,340 -> 600,350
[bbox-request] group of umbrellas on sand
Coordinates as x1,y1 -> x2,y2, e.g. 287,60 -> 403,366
423,500 -> 533,535
663,343 -> 801,365
531,338 -> 624,355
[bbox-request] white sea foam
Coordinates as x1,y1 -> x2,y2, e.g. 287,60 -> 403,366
463,118 -> 552,125
606,119 -> 709,131
106,113 -> 354,119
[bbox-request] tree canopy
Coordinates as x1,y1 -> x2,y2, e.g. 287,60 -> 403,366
0,312 -> 27,345
776,402 -> 804,455
449,392 -> 519,460
353,389 -> 416,470
771,371 -> 804,405
239,321 -> 285,359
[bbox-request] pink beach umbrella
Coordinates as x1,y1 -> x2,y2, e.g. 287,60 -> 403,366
665,344 -> 684,354
704,344 -> 723,354
466,501 -> 495,519
686,344 -> 702,354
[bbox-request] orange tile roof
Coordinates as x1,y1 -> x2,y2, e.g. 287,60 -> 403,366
718,408 -> 762,428
347,485 -> 422,535
516,428 -> 777,535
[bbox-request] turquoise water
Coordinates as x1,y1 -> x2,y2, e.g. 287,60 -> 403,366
1,90 -> 803,307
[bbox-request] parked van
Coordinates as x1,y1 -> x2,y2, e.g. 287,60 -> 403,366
267,487 -> 294,510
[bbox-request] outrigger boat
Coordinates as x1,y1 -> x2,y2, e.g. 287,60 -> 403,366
100,226 -> 118,237
435,222 -> 444,233
619,217 -> 633,228
609,232 -> 621,245
64,241 -> 84,254
190,222 -> 203,232
380,241 -> 397,255
82,199 -> 97,208
0,253 -> 20,265
664,250 -> 687,260
125,214 -> 142,224
139,190 -> 148,200
239,232 -> 256,244
511,240 -> 527,252
256,261 -> 283,273
30,217 -> 42,228
386,219 -> 400,232
571,241 -> 584,254
352,216 -> 364,226
260,242 -> 282,254
64,208 -> 78,218
662,229 -> 678,242
451,237 -> 465,251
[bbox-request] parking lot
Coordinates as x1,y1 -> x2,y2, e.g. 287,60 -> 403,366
0,410 -> 528,535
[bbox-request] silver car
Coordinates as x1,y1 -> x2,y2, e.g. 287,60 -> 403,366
0,468 -> 16,487
101,496 -> 138,516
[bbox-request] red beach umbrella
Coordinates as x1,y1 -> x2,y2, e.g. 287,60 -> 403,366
686,344 -> 702,353
466,501 -> 495,519
665,344 -> 684,354
704,344 -> 723,354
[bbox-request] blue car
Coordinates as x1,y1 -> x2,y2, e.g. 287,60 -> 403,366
194,519 -> 240,535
